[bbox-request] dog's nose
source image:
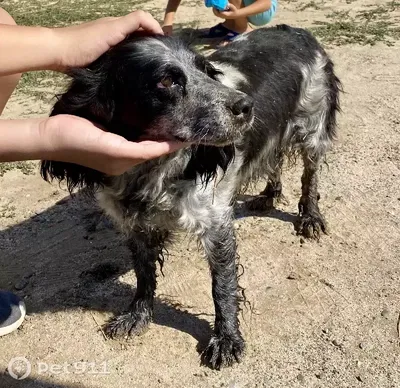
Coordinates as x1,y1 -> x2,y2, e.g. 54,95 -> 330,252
229,96 -> 254,117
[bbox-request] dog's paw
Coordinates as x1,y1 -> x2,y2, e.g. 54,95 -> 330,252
201,335 -> 245,370
297,213 -> 327,240
104,311 -> 151,339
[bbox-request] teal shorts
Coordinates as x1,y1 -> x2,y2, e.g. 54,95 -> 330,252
244,0 -> 277,26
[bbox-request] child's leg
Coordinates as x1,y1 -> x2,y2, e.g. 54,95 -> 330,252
0,8 -> 21,115
244,0 -> 277,27
223,0 -> 251,33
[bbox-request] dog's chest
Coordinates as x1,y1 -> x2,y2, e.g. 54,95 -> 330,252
96,152 -> 243,236
97,177 -> 218,235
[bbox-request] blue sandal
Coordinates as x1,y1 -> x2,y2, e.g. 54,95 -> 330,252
220,31 -> 240,43
202,23 -> 231,38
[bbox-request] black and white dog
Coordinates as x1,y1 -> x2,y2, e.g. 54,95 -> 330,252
41,25 -> 341,369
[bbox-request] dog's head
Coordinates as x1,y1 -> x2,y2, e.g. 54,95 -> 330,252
41,35 -> 254,190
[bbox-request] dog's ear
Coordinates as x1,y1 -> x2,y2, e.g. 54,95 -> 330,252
51,65 -> 115,124
194,55 -> 223,80
41,66 -> 115,194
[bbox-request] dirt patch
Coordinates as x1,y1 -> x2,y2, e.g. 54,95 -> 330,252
1,0 -> 400,387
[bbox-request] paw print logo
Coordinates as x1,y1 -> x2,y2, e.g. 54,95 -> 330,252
7,357 -> 31,380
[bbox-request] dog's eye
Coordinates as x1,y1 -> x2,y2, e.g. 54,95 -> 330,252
157,77 -> 174,89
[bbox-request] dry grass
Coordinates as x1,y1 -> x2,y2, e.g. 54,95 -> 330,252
311,2 -> 400,46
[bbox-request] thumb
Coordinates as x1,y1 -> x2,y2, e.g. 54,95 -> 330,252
120,140 -> 189,161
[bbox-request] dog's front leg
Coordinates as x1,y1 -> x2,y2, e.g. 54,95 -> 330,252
104,230 -> 166,338
298,151 -> 327,239
200,219 -> 245,369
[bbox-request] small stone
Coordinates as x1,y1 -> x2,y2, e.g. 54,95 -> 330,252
381,309 -> 390,319
315,372 -> 325,379
322,328 -> 330,335
359,342 -> 367,350
287,272 -> 300,280
332,339 -> 341,347
300,237 -> 305,244
234,223 -> 240,230
356,375 -> 364,382
320,279 -> 334,289
296,373 -> 305,383
14,279 -> 29,291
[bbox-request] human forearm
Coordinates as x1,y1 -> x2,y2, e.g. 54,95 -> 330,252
0,25 -> 60,76
0,118 -> 52,162
0,116 -> 187,175
164,0 -> 182,25
0,10 -> 163,76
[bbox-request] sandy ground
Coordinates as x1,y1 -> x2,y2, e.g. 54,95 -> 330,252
1,0 -> 400,387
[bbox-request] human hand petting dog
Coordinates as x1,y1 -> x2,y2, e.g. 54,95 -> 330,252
0,10 -> 188,173
0,10 -> 163,75
53,10 -> 163,70
40,115 -> 186,175
0,115 -> 186,175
